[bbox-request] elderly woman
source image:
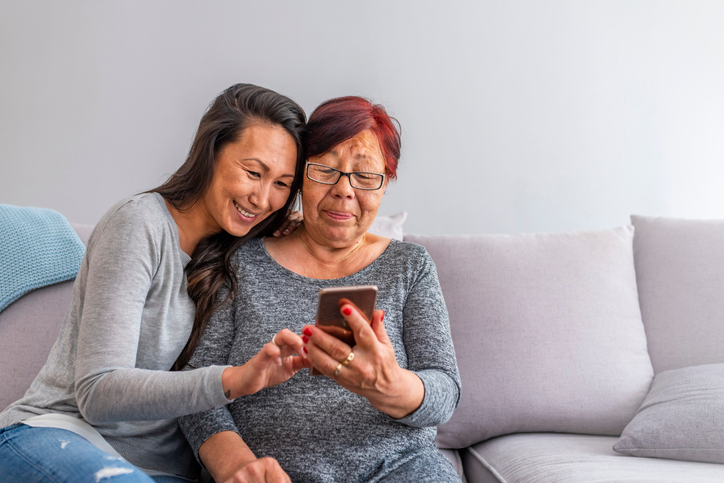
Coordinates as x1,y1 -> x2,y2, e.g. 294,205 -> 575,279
180,97 -> 461,483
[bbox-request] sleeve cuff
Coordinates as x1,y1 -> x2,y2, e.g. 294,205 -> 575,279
393,369 -> 460,428
180,406 -> 241,465
205,365 -> 233,407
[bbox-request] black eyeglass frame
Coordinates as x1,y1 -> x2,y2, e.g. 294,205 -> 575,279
305,162 -> 386,191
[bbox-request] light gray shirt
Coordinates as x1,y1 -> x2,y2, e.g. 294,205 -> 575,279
180,237 -> 461,483
0,193 -> 230,479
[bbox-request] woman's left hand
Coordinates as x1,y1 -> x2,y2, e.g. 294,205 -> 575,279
272,211 -> 303,237
301,300 -> 425,419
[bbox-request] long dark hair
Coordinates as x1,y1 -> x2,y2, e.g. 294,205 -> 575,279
150,84 -> 306,371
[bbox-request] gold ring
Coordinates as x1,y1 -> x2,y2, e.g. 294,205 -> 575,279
333,363 -> 343,377
342,351 -> 355,366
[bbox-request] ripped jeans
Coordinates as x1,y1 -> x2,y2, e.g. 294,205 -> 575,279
0,424 -> 187,483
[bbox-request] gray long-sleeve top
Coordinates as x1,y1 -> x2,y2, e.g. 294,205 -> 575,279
0,193 -> 230,479
179,237 -> 461,483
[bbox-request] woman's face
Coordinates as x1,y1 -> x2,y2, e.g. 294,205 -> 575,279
201,123 -> 298,238
302,129 -> 388,247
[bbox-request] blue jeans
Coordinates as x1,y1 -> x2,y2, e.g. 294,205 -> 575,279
0,424 -> 189,483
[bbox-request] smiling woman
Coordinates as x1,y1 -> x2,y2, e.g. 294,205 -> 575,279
187,123 -> 298,239
264,97 -> 402,281
0,84 -> 310,483
179,97 -> 462,483
152,86 -> 308,373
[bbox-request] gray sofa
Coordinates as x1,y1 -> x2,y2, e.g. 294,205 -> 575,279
2,216 -> 723,482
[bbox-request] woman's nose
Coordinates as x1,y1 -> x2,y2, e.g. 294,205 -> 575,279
249,181 -> 272,209
331,174 -> 355,198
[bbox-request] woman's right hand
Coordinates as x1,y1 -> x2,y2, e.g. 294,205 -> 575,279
300,301 -> 424,419
222,328 -> 310,400
222,457 -> 291,483
272,210 -> 303,237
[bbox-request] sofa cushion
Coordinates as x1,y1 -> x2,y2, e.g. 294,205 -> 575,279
464,433 -> 724,483
614,363 -> 724,464
406,227 -> 653,449
631,215 -> 724,373
0,223 -> 92,412
0,280 -> 76,411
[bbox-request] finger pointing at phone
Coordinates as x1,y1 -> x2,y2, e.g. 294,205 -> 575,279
301,299 -> 425,419
222,328 -> 310,400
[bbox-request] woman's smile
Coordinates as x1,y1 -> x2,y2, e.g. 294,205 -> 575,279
233,200 -> 260,222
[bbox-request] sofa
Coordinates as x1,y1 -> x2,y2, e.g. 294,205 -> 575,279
2,215 -> 723,482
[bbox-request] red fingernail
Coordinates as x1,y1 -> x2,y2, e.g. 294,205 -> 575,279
302,335 -> 309,344
302,346 -> 308,354
342,307 -> 352,316
381,311 -> 385,322
303,327 -> 313,337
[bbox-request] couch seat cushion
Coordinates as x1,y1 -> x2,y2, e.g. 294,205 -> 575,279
463,433 -> 724,483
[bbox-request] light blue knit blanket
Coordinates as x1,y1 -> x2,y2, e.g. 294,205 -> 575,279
0,204 -> 86,312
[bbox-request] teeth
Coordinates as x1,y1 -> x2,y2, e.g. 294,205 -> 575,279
234,202 -> 256,218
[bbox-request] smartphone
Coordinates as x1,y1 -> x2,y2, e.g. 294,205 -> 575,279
310,285 -> 378,376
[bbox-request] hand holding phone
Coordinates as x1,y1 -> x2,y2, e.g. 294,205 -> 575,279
310,285 -> 378,375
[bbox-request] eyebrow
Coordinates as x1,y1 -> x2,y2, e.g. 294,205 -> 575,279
242,158 -> 295,178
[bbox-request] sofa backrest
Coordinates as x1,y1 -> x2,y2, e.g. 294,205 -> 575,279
406,227 -> 655,449
0,223 -> 93,412
630,215 -> 724,373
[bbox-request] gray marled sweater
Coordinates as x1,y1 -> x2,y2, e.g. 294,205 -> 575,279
179,237 -> 461,483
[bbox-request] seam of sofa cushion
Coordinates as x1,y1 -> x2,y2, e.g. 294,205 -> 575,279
464,446 -> 507,483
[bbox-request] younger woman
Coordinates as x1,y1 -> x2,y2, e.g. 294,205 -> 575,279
0,84 -> 308,482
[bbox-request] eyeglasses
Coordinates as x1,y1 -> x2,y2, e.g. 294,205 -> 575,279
305,162 -> 386,191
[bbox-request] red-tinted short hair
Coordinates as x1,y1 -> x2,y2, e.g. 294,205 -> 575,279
303,96 -> 401,179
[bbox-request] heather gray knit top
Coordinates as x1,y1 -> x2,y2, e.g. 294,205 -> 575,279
0,193 -> 230,479
180,237 -> 461,483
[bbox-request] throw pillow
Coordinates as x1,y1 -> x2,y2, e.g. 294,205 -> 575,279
614,363 -> 724,464
0,205 -> 86,312
368,211 -> 406,240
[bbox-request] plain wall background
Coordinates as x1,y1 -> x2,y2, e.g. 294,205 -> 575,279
1,1 -> 723,235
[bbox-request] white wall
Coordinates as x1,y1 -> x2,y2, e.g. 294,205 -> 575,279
2,1 -> 723,235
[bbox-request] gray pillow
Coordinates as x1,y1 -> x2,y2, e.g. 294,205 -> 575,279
406,227 -> 654,449
614,363 -> 724,464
